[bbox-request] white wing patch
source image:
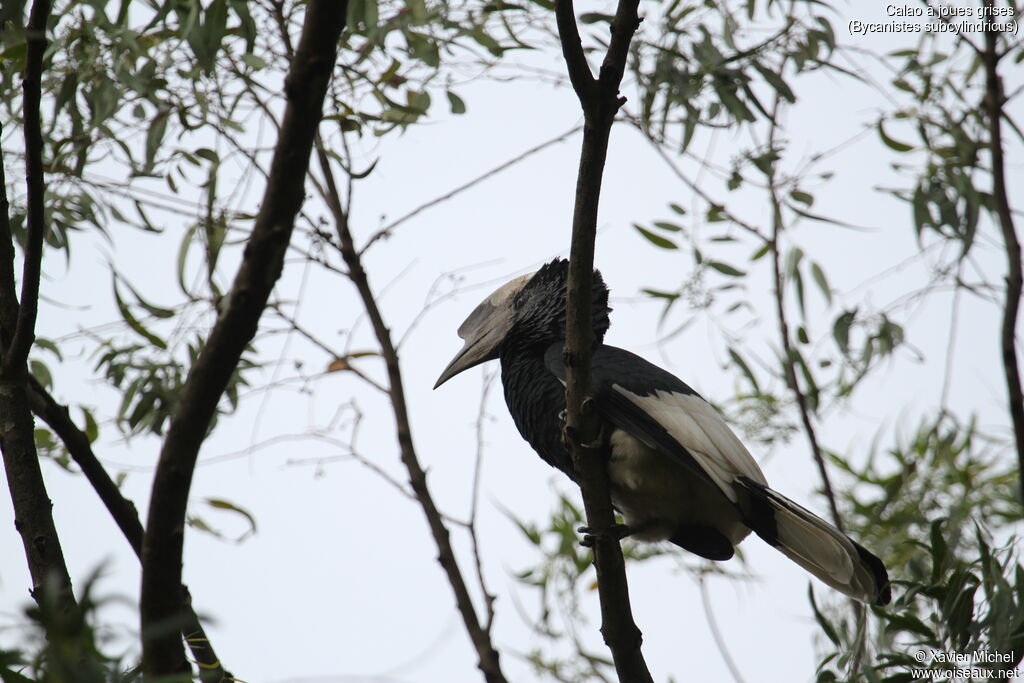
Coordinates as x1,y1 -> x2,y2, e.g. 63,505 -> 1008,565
612,386 -> 768,502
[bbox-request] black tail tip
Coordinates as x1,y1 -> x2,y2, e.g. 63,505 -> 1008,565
853,542 -> 892,606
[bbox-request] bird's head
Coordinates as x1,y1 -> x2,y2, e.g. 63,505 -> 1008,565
434,258 -> 610,388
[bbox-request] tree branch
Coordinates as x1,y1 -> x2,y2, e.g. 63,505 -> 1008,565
554,1 -> 651,681
26,378 -> 230,681
980,8 -> 1024,505
3,0 -> 49,375
765,102 -> 844,533
554,0 -> 594,100
0,0 -> 79,617
315,143 -> 508,683
140,2 -> 347,676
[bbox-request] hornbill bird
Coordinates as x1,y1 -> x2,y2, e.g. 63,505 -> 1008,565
435,258 -> 891,606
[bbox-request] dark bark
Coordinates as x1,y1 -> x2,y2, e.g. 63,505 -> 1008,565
553,0 -> 652,680
140,2 -> 347,676
318,146 -> 508,683
27,379 -> 230,681
0,0 -> 78,616
4,0 -> 49,375
980,5 -> 1024,505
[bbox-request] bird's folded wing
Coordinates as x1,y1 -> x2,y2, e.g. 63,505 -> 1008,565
544,344 -> 768,502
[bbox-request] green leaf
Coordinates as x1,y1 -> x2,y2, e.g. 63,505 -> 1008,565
790,190 -> 814,207
883,613 -> 937,640
754,62 -> 796,103
929,518 -> 948,582
878,120 -> 914,152
706,204 -> 726,222
808,586 -> 839,645
204,497 -> 258,540
833,309 -> 856,354
793,269 -> 806,317
707,261 -> 745,276
112,278 -> 167,349
785,247 -> 803,279
240,53 -> 267,70
634,224 -> 678,249
194,148 -> 219,164
364,0 -> 379,31
81,407 -> 99,444
144,109 -> 170,172
653,221 -> 682,232
811,262 -> 831,305
728,347 -> 760,392
446,90 -> 466,115
30,360 -> 52,390
33,337 -> 63,361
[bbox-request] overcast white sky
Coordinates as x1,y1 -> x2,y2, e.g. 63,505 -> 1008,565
1,2 -> 1022,682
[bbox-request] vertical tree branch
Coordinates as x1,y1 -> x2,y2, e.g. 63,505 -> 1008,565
554,1 -> 652,680
0,0 -> 79,617
140,2 -> 347,676
3,0 -> 49,375
316,144 -> 508,683
980,6 -> 1024,504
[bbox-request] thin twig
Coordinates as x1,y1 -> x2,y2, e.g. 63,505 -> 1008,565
360,125 -> 584,254
764,95 -> 845,533
315,143 -> 509,683
698,575 -> 747,683
469,370 -> 498,633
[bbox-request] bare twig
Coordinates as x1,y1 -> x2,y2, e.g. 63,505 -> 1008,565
980,4 -> 1024,505
315,144 -> 508,683
553,0 -> 652,680
140,2 -> 348,676
763,94 -> 844,533
469,371 -> 498,633
698,576 -> 747,683
360,125 -> 584,254
0,0 -> 79,617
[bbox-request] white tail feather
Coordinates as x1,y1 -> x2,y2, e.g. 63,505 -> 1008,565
737,478 -> 890,605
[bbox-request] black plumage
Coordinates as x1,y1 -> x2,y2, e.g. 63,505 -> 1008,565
435,258 -> 891,605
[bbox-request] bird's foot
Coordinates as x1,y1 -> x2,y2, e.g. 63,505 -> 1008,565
578,523 -> 632,547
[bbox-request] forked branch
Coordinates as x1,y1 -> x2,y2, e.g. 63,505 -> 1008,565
315,143 -> 508,683
0,0 -> 79,618
553,0 -> 652,680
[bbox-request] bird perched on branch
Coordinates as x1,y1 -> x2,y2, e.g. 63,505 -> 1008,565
435,258 -> 890,605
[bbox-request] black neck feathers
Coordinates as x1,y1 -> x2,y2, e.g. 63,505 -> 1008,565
501,258 -> 611,355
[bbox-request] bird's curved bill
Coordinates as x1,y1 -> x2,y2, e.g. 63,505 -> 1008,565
434,273 -> 532,389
